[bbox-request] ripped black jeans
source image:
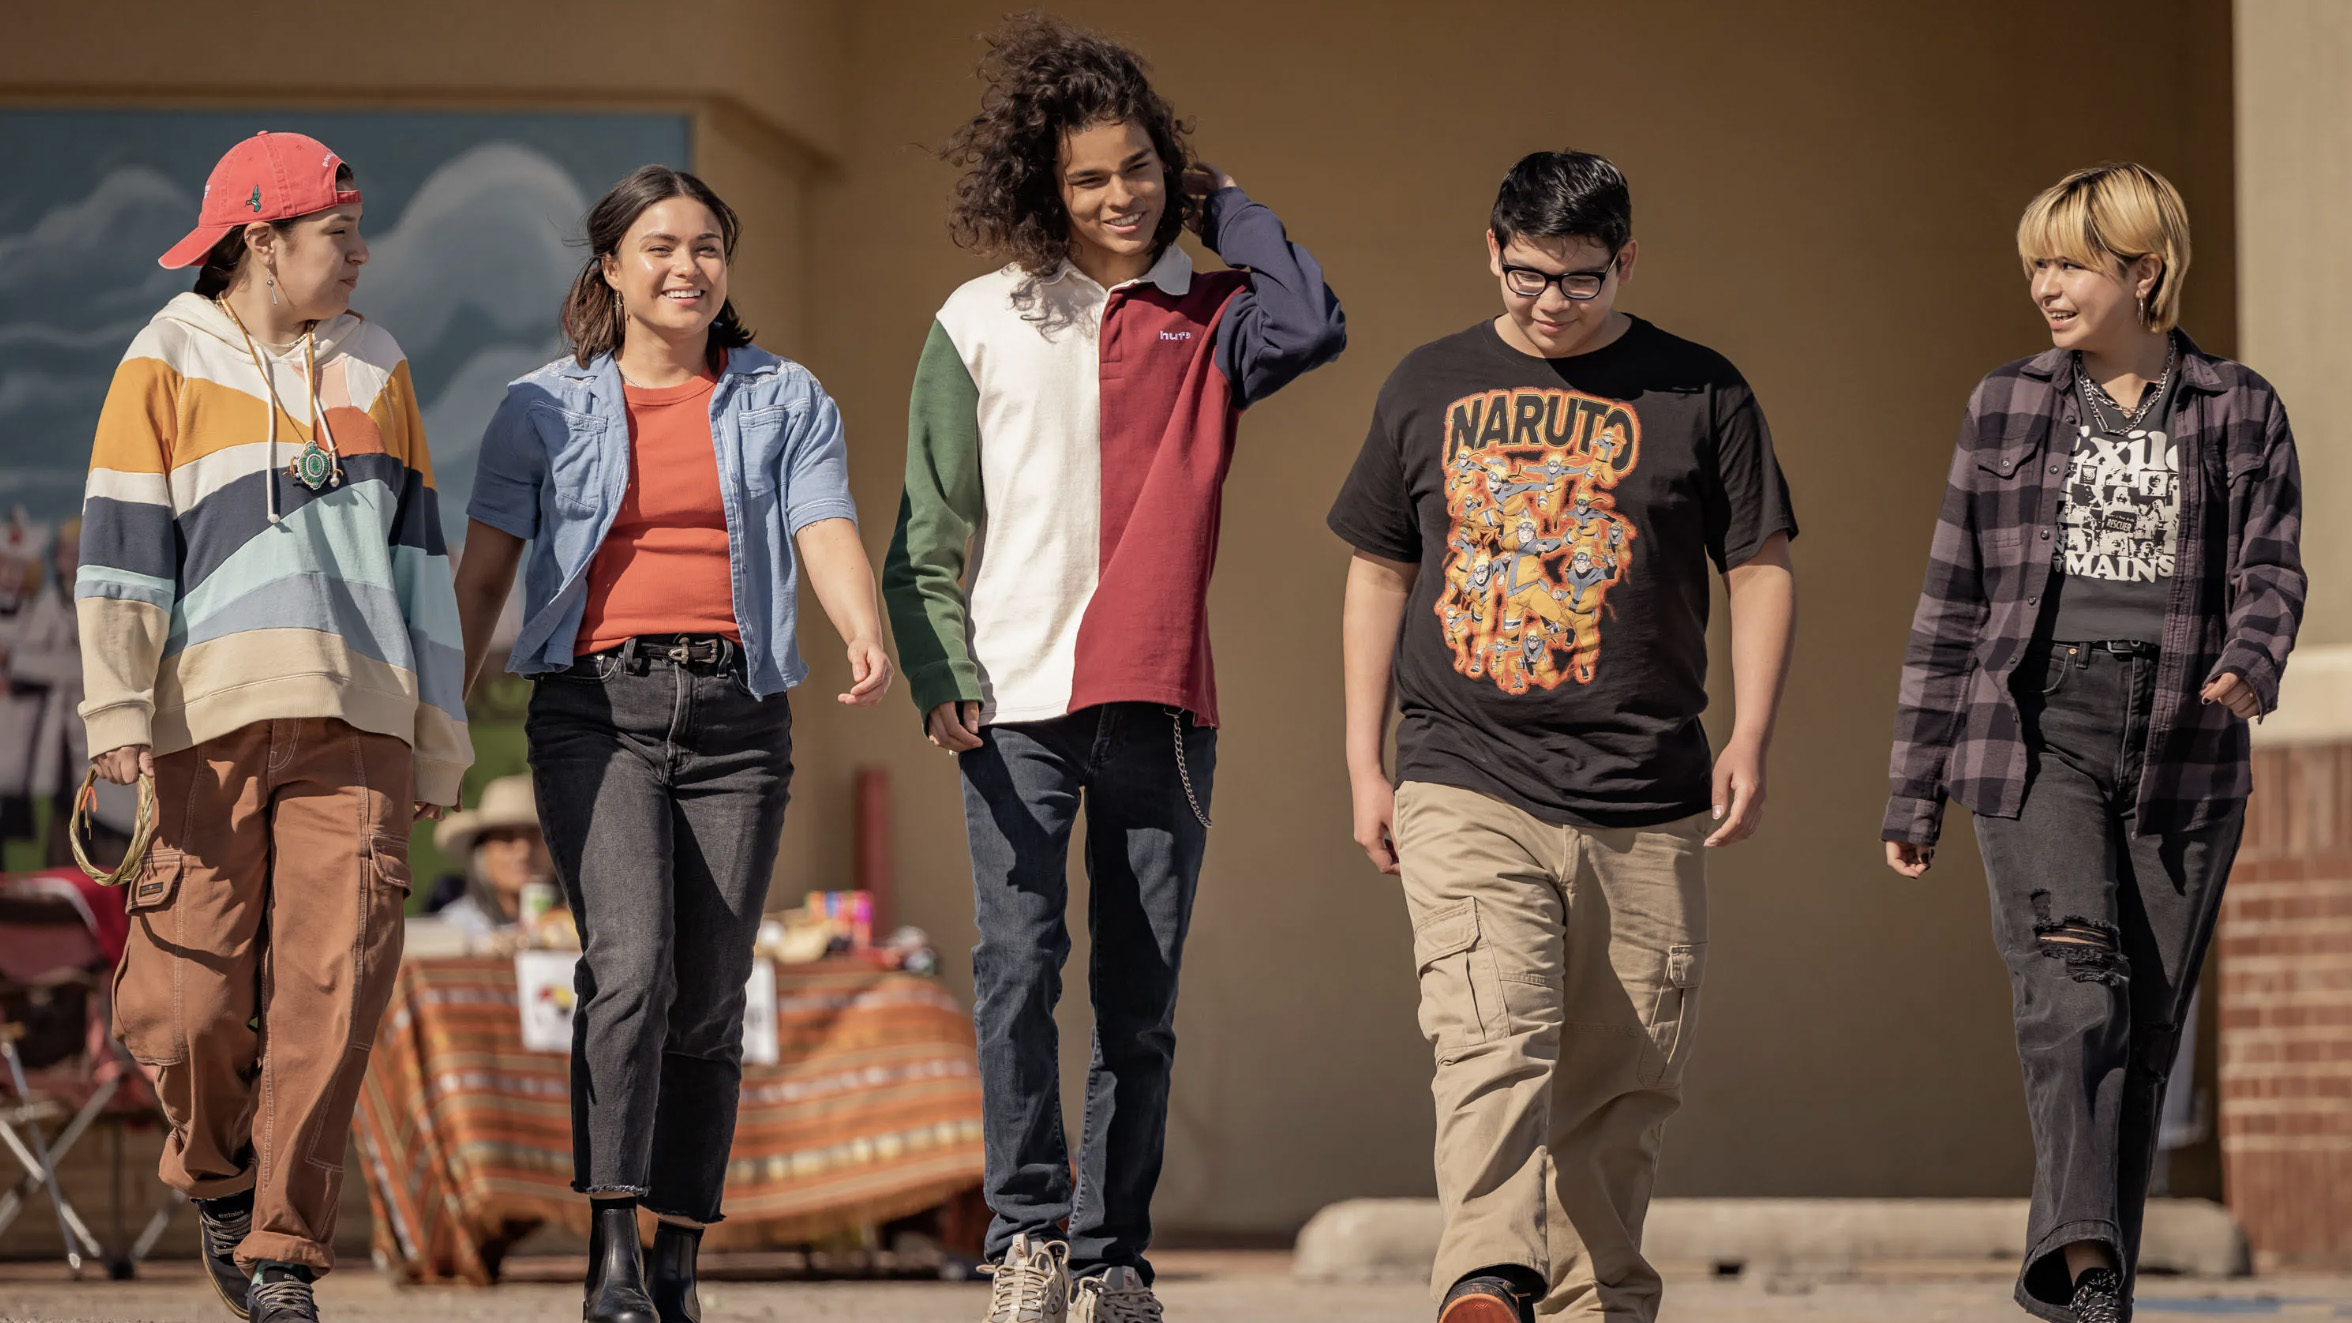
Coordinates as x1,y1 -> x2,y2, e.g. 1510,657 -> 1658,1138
1975,641 -> 2242,1322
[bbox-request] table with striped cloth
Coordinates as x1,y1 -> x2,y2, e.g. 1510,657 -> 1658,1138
354,955 -> 985,1283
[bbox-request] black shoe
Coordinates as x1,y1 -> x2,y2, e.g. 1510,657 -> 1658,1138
1439,1271 -> 1534,1323
195,1190 -> 254,1320
245,1265 -> 318,1323
647,1221 -> 703,1323
2070,1268 -> 2124,1323
585,1203 -> 659,1323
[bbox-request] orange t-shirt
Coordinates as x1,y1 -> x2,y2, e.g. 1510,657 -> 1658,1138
574,369 -> 740,652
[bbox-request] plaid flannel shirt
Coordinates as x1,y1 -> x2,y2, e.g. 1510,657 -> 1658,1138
1884,334 -> 2304,846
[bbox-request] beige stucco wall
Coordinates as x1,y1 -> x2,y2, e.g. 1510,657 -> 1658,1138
5,0 -> 2250,1235
2237,1 -> 2347,650
2223,0 -> 2346,771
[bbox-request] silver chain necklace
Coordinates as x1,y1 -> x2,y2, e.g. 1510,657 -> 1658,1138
2075,342 -> 2177,432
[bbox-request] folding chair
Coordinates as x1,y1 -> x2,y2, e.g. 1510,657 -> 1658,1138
0,872 -> 184,1278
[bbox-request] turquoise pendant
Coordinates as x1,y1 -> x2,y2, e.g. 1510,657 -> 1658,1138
291,440 -> 339,491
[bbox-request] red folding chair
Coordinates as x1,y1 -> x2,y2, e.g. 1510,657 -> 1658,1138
0,868 -> 184,1278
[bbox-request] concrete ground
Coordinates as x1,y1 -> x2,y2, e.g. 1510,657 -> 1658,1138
5,1254 -> 2352,1321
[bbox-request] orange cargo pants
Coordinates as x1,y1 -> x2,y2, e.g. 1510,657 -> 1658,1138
111,717 -> 412,1275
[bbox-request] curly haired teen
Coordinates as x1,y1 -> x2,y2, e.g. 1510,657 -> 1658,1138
881,14 -> 1345,1321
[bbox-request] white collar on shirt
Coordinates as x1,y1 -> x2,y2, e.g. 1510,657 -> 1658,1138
1044,242 -> 1195,298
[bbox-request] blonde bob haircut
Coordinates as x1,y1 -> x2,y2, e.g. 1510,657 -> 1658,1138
2016,162 -> 2193,333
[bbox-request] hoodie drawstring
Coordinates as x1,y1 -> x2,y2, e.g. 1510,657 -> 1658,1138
215,297 -> 331,524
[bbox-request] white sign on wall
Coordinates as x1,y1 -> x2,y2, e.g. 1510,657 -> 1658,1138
516,951 -> 779,1066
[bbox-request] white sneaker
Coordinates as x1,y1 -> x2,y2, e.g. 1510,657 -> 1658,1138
1073,1267 -> 1164,1323
983,1233 -> 1072,1322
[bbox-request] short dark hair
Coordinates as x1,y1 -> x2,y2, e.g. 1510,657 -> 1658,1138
941,12 -> 1197,276
560,165 -> 753,374
1490,151 -> 1632,253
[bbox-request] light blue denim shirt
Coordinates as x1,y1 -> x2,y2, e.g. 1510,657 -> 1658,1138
467,345 -> 856,697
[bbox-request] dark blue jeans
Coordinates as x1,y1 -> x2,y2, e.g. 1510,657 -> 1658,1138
526,640 -> 794,1224
1975,642 -> 2241,1321
959,702 -> 1216,1283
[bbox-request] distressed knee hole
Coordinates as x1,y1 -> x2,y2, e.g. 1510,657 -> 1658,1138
2028,902 -> 2127,985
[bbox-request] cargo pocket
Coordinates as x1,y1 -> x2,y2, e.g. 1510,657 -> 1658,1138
1639,941 -> 1706,1087
112,847 -> 187,1066
369,833 -> 412,895
1411,899 -> 1508,1061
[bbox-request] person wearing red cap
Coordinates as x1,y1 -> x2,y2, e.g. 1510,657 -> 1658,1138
80,131 -> 471,1323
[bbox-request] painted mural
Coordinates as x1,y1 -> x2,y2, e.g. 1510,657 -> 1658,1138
0,109 -> 692,545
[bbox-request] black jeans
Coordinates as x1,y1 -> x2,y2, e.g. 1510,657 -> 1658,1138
526,641 -> 794,1224
959,702 -> 1216,1283
1974,642 -> 2241,1321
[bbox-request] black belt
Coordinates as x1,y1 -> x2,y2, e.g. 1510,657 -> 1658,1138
2050,639 -> 2160,663
606,634 -> 736,673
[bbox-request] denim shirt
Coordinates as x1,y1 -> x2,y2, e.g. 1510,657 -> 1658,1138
467,344 -> 857,697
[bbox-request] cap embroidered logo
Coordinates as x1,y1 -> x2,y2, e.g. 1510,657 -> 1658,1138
157,131 -> 362,270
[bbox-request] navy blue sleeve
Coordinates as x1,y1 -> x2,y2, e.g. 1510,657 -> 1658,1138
467,384 -> 546,543
1201,186 -> 1346,409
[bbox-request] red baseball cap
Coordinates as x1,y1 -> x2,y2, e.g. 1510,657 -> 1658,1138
157,131 -> 363,270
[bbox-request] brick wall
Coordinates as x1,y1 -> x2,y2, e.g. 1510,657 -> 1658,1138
2219,742 -> 2352,1268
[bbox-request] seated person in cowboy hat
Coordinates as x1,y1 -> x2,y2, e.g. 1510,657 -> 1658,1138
424,775 -> 561,939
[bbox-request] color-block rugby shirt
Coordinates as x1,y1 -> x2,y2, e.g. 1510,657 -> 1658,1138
884,187 -> 1345,726
1884,333 -> 2303,847
78,293 -> 472,805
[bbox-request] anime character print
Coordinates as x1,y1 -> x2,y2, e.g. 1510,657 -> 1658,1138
1436,386 -> 1640,692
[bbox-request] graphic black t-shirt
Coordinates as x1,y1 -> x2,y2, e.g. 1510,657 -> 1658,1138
1328,318 -> 1798,828
2046,370 -> 2181,645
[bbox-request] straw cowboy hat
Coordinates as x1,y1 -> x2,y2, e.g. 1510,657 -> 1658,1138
432,774 -> 542,858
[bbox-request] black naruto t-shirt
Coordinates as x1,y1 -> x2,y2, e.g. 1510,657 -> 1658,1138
1327,317 -> 1798,828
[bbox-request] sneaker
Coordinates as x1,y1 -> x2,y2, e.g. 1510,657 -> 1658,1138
1073,1267 -> 1163,1322
1438,1272 -> 1530,1323
246,1264 -> 319,1323
2070,1268 -> 2124,1323
982,1233 -> 1071,1322
194,1191 -> 254,1319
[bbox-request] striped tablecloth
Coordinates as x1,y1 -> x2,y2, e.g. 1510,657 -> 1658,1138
354,955 -> 985,1283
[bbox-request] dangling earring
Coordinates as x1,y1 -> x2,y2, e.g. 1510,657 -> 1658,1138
2137,291 -> 2148,327
267,263 -> 279,307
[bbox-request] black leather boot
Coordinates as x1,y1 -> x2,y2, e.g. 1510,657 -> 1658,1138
583,1202 -> 658,1323
647,1220 -> 703,1323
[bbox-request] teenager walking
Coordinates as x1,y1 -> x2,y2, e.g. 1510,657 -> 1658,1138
83,131 -> 470,1323
1884,163 -> 2303,1323
881,15 -> 1344,1321
454,165 -> 891,1323
1334,151 -> 1798,1323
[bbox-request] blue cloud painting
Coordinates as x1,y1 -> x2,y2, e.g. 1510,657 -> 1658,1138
0,109 -> 690,543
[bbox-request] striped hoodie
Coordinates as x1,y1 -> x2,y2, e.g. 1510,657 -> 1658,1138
883,186 -> 1345,726
77,292 -> 471,805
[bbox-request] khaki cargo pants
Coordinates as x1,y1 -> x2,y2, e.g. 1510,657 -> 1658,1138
112,718 -> 412,1275
1394,781 -> 1708,1321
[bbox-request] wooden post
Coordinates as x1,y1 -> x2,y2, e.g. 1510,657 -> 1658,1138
854,765 -> 893,933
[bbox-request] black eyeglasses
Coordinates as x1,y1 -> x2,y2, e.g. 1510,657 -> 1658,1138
1502,252 -> 1621,301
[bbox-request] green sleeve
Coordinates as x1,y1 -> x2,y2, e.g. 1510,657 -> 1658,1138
882,320 -> 985,715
